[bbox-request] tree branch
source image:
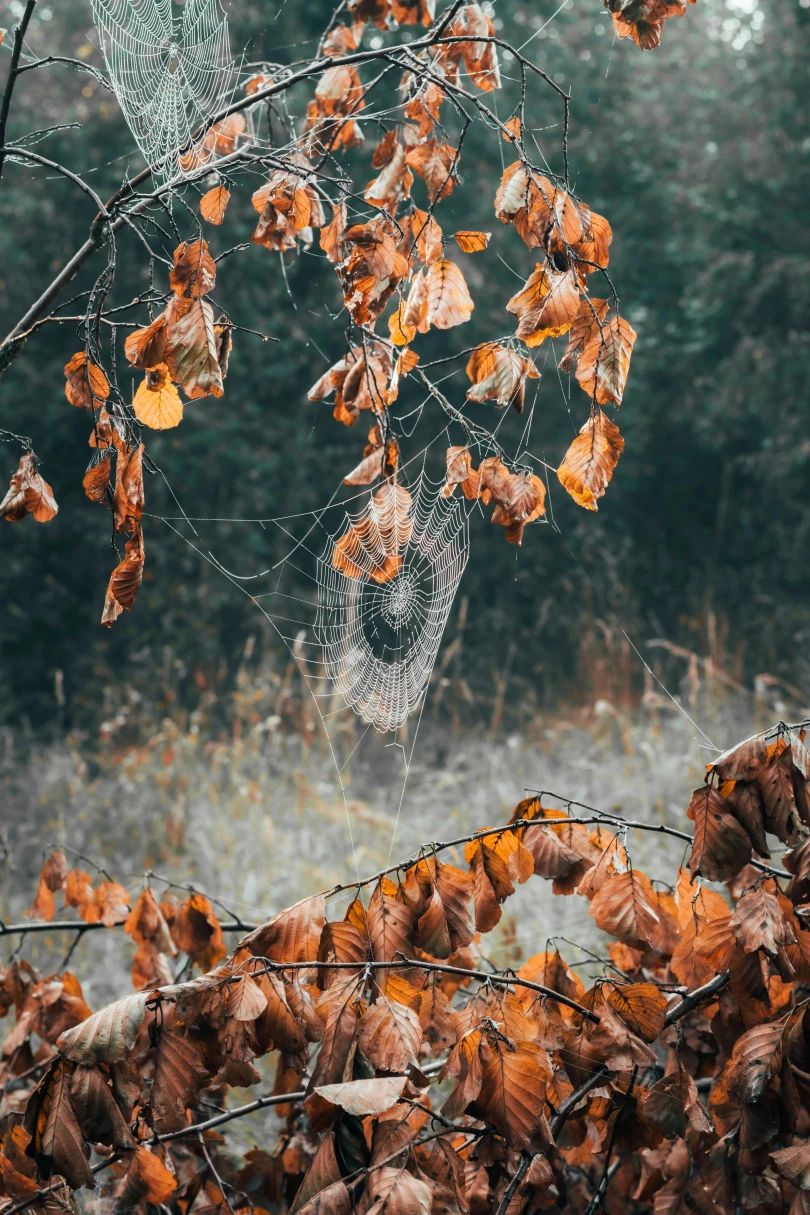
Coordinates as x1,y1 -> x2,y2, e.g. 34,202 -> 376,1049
663,971 -> 730,1026
0,0 -> 37,184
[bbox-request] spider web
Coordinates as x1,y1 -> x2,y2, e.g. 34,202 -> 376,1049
315,476 -> 469,734
91,0 -> 236,180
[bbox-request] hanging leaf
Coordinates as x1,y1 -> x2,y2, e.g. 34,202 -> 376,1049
557,410 -> 624,511
200,184 -> 230,224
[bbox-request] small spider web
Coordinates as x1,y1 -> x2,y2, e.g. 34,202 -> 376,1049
315,475 -> 469,734
91,0 -> 236,181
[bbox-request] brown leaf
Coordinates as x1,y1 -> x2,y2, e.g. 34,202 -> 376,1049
200,185 -> 230,224
124,311 -> 169,370
688,785 -> 753,882
150,1027 -> 209,1132
241,894 -> 326,964
82,456 -> 111,505
472,1037 -> 550,1149
163,297 -> 225,399
69,1064 -> 134,1150
0,451 -> 58,523
25,853 -> 67,923
24,1059 -> 94,1189
759,746 -> 804,844
226,972 -> 269,1021
113,443 -> 144,534
93,880 -> 131,927
420,259 -> 474,330
606,982 -> 668,1042
65,868 -> 98,920
730,883 -> 796,957
170,239 -> 217,298
771,1142 -> 810,1190
723,779 -> 769,858
727,1018 -> 785,1104
358,995 -> 421,1072
588,869 -> 662,951
405,139 -> 457,201
64,352 -> 109,409
465,830 -> 531,932
710,734 -> 770,782
124,888 -> 176,955
101,527 -> 145,626
466,342 -> 539,412
368,878 -> 416,963
557,410 -> 624,511
295,1179 -> 353,1215
308,974 -> 363,1090
574,312 -> 636,406
170,894 -> 227,969
418,976 -> 456,1050
366,1167 -> 432,1215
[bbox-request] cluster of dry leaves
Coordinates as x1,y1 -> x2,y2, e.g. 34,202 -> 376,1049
0,0 -> 690,626
4,719 -> 810,1215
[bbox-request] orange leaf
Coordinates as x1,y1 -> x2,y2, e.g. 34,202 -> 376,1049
454,230 -> 490,253
120,1147 -> 177,1206
200,185 -> 230,224
132,365 -> 184,430
506,265 -> 581,346
557,410 -> 624,511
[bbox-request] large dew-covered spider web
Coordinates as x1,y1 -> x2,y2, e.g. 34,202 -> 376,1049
90,0 -> 236,179
316,477 -> 469,734
157,461 -> 471,866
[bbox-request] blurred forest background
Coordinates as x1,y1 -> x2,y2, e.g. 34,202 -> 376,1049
1,0 -> 809,952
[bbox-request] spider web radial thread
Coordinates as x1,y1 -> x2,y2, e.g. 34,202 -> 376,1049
91,0 -> 235,180
316,476 -> 469,734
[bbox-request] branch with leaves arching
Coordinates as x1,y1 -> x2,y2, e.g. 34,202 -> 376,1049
0,0 -> 693,625
4,719 -> 810,1215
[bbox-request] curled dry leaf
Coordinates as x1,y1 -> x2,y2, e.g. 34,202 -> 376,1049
101,527 -> 145,627
688,784 -> 753,883
25,852 -> 67,922
113,442 -> 144,534
169,238 -> 217,298
82,455 -> 111,505
466,342 -> 539,413
63,352 -> 109,410
405,139 -> 457,201
0,451 -> 58,523
169,893 -> 227,969
506,265 -> 582,347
